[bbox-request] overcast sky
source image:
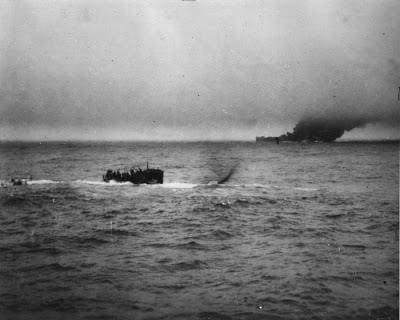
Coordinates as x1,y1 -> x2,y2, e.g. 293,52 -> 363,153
0,0 -> 399,140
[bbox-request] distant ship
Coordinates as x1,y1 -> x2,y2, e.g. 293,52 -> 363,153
256,136 -> 276,142
102,163 -> 163,184
256,136 -> 280,144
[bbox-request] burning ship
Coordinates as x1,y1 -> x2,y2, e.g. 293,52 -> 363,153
103,163 -> 163,184
257,115 -> 367,143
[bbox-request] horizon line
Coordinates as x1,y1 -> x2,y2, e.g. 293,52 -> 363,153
0,138 -> 399,143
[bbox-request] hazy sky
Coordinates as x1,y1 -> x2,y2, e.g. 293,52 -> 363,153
1,0 -> 399,140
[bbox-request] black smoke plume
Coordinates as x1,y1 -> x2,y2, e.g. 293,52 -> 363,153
279,116 -> 368,142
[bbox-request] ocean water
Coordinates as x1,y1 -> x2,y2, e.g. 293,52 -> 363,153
0,141 -> 398,320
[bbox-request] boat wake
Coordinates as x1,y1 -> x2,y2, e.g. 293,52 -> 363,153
76,180 -> 198,188
159,182 -> 198,189
74,180 -> 133,186
28,179 -> 62,185
0,179 -> 305,192
1,179 -> 198,188
1,179 -> 62,187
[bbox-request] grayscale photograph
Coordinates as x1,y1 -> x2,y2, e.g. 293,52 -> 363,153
0,0 -> 399,319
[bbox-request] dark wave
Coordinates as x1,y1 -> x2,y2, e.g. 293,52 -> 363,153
170,260 -> 208,271
325,213 -> 350,218
39,298 -> 78,312
21,245 -> 63,255
96,228 -> 139,237
17,262 -> 76,273
212,229 -> 235,240
197,312 -> 233,320
341,244 -> 367,250
175,240 -> 208,250
1,195 -> 32,207
66,235 -> 110,248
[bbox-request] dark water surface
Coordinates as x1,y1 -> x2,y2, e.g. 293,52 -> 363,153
0,141 -> 398,320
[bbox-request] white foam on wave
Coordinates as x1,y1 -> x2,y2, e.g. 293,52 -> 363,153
74,179 -> 107,185
2,179 -> 275,189
27,179 -> 61,185
294,187 -> 318,191
107,180 -> 133,186
160,182 -> 198,189
76,181 -> 197,188
74,180 -> 132,186
1,179 -> 196,188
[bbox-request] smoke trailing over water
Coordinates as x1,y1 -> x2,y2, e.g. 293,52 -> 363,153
285,116 -> 368,142
279,107 -> 399,142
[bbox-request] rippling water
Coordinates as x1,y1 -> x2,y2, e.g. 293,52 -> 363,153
0,141 -> 398,320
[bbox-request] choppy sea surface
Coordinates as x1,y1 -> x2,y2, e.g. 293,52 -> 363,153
0,141 -> 398,320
